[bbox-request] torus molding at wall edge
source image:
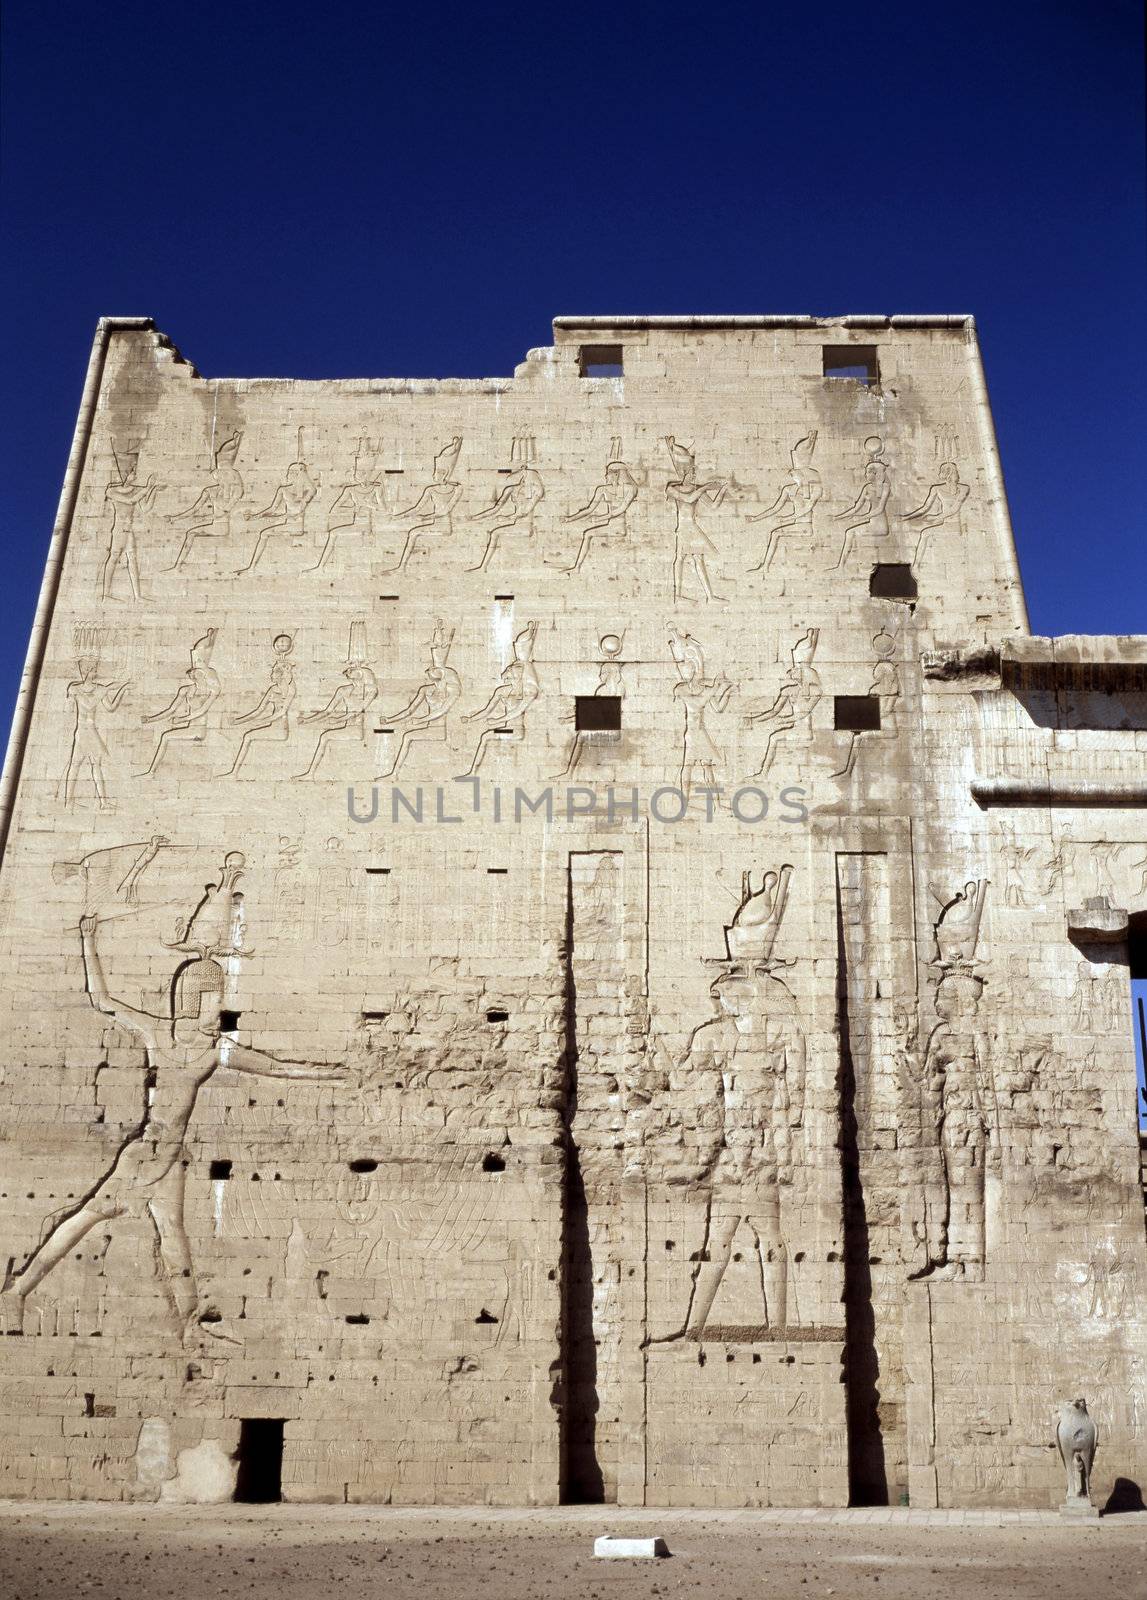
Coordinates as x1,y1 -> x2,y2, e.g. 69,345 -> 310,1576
0,317 -> 160,869
552,315 -> 976,331
972,778 -> 1147,808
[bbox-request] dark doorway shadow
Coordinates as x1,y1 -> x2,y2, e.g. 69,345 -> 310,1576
234,1417 -> 284,1502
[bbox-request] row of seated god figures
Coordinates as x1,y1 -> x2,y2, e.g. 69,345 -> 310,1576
94,429 -> 971,601
62,610 -> 903,807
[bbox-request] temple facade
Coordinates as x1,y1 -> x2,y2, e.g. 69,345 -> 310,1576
0,314 -> 1143,1508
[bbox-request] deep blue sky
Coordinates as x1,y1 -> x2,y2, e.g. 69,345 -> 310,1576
1,0 -> 1144,735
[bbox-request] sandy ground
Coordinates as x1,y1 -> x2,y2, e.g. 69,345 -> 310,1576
1,1501 -> 1145,1600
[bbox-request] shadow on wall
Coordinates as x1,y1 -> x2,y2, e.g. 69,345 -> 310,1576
1102,1477 -> 1145,1515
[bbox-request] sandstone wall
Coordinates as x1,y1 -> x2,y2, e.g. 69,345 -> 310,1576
0,317 -> 1142,1508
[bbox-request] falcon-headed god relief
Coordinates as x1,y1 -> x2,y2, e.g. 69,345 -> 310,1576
649,865 -> 805,1342
383,436 -> 463,573
466,435 -> 544,572
747,431 -> 822,572
0,853 -> 349,1340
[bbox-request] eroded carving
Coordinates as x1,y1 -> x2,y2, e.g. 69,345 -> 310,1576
102,447 -> 159,602
376,621 -> 461,779
669,627 -> 734,798
62,625 -> 130,810
467,436 -> 544,572
384,437 -> 463,573
663,436 -> 728,602
307,438 -> 389,572
165,433 -> 244,571
137,630 -> 222,778
0,853 -> 348,1339
294,620 -> 378,780
747,432 -> 821,572
904,460 -> 969,563
556,439 -> 639,574
462,621 -> 539,775
742,628 -> 821,778
832,436 -> 891,568
218,633 -> 296,777
237,458 -> 319,575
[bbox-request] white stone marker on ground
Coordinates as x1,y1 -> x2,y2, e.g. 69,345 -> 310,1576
594,1535 -> 670,1558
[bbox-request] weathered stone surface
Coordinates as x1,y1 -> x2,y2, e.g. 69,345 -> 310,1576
0,315 -> 1143,1511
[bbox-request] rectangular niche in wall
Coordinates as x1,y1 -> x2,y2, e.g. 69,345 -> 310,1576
823,345 -> 880,386
575,695 -> 622,733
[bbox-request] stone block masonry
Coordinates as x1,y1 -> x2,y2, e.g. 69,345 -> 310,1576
0,315 -> 1143,1510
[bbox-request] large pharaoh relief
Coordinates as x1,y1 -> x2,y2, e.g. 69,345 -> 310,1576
903,877 -> 995,1281
644,866 -> 814,1341
1,846 -> 351,1340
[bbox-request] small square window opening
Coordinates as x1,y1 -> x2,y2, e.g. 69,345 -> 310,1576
578,344 -> 624,378
575,695 -> 622,732
835,695 -> 882,732
869,563 -> 918,599
822,345 -> 879,386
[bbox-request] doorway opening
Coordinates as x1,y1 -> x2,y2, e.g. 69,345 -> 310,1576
234,1417 -> 284,1502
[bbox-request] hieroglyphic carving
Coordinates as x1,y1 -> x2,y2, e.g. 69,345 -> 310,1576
742,627 -> 821,779
165,433 -> 244,571
0,852 -> 349,1338
556,439 -> 639,574
307,438 -> 389,572
62,625 -> 130,810
747,431 -> 821,572
237,457 -> 319,575
552,632 -> 626,779
904,460 -> 969,564
932,878 -> 989,968
375,621 -> 461,779
294,620 -> 378,780
668,627 -> 734,798
914,968 -> 993,1280
832,436 -> 892,568
1072,957 -> 1123,1032
102,447 -> 160,602
910,878 -> 994,1280
663,436 -> 728,602
467,436 -> 544,572
218,633 -> 296,777
650,866 -> 805,1340
832,628 -> 902,779
462,621 -> 539,775
137,630 -> 221,777
384,437 -> 463,573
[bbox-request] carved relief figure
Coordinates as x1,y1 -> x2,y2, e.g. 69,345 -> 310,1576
293,620 -> 378,780
307,438 -> 389,571
137,630 -> 221,777
556,438 -> 639,574
218,633 -> 296,777
742,627 -> 821,778
165,433 -> 244,571
832,436 -> 892,567
747,431 -> 821,572
904,460 -> 969,563
102,448 -> 159,602
462,621 -> 539,775
376,621 -> 461,779
669,627 -> 734,799
467,436 -> 545,572
932,878 -> 989,967
653,871 -> 804,1339
832,628 -> 902,779
384,437 -> 463,572
62,626 -> 130,809
52,836 -> 174,911
663,436 -> 728,602
916,968 -> 994,1279
237,459 -> 319,574
552,632 -> 626,778
0,855 -> 348,1338
1073,957 -> 1122,1032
